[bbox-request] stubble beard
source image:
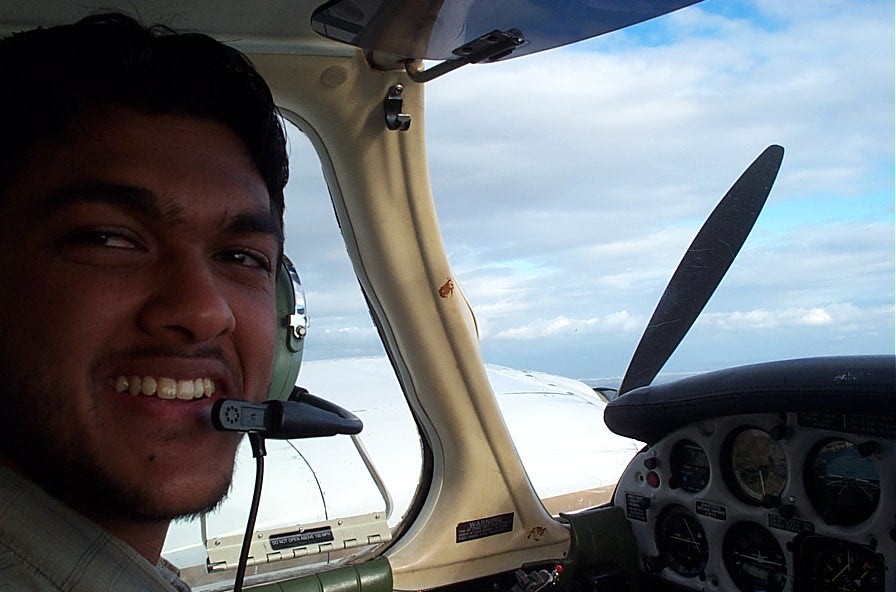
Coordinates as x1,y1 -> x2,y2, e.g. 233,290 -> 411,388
0,368 -> 237,524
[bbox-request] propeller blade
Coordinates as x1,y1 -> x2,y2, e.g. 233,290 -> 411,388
618,145 -> 785,394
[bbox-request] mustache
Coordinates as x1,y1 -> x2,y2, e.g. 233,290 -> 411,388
106,344 -> 229,361
97,344 -> 238,381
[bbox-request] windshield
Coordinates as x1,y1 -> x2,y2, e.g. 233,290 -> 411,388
282,0 -> 893,517
423,0 -> 894,384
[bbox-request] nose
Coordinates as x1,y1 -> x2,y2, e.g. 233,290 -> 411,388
136,254 -> 236,344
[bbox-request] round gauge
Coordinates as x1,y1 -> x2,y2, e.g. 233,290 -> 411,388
797,536 -> 885,592
669,439 -> 710,493
805,439 -> 880,526
655,504 -> 709,577
724,427 -> 788,506
722,522 -> 787,592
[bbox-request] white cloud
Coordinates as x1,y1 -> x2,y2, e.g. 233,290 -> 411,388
699,303 -> 892,330
428,0 -> 893,221
492,311 -> 643,341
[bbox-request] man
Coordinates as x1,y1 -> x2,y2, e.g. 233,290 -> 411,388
0,13 -> 289,590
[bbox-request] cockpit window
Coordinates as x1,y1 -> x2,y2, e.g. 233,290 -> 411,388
280,123 -> 424,526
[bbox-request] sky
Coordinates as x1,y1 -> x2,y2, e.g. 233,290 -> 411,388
283,0 -> 895,384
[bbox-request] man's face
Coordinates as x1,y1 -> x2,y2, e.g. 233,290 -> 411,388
0,106 -> 280,521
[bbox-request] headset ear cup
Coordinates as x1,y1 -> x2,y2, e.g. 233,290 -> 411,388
268,257 -> 307,401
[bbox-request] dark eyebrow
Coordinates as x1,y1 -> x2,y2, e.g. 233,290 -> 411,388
37,180 -> 281,245
37,181 -> 161,220
223,211 -> 280,238
223,211 -> 284,266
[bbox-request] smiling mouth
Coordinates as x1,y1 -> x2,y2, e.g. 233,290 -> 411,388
114,376 -> 216,400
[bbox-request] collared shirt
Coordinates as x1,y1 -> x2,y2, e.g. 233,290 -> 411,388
0,463 -> 187,591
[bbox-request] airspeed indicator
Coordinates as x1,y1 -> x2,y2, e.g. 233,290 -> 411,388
724,427 -> 788,506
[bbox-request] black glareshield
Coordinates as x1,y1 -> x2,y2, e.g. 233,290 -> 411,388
211,387 -> 363,439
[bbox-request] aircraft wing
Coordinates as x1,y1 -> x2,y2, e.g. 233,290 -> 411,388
163,356 -> 641,573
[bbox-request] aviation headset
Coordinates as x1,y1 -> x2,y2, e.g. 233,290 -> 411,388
213,255 -> 361,439
268,256 -> 308,401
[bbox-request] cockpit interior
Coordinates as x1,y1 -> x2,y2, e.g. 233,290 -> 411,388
0,2 -> 892,592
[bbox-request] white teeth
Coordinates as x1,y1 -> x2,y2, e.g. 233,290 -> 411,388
176,380 -> 194,401
115,376 -> 129,393
142,376 -> 158,396
114,375 -> 215,399
158,378 -> 177,399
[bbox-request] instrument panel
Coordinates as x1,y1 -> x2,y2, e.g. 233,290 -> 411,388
613,412 -> 894,591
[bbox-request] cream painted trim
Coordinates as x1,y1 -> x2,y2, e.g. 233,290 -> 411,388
251,51 -> 571,589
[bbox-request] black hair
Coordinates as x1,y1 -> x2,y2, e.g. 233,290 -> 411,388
0,13 -> 288,242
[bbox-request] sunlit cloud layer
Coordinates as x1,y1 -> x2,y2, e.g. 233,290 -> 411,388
284,0 -> 894,380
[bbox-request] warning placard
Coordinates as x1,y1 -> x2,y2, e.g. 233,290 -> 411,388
456,512 -> 514,543
269,526 -> 334,550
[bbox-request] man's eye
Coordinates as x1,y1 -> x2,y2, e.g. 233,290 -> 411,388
54,228 -> 147,266
66,230 -> 140,249
218,250 -> 272,271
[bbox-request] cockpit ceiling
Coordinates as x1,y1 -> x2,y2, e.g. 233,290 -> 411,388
0,1 -> 333,54
311,0 -> 703,61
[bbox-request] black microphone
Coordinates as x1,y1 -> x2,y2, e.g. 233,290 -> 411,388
210,388 -> 363,439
